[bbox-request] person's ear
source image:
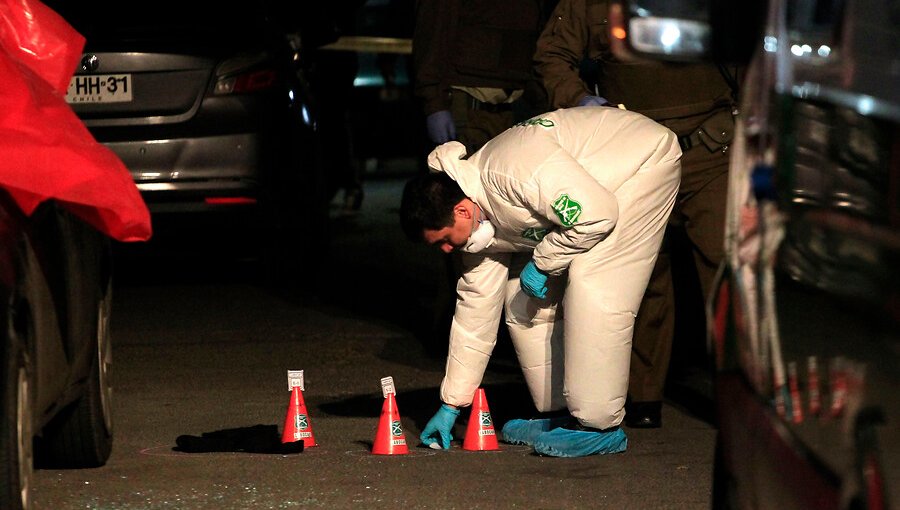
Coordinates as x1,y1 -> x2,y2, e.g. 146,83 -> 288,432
452,199 -> 472,220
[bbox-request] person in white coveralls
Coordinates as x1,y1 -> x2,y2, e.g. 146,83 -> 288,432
400,106 -> 681,457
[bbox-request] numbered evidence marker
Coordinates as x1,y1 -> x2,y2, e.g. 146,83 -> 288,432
282,369 -> 317,446
372,376 -> 409,455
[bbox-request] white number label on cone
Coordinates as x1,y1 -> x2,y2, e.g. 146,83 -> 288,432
380,376 -> 395,398
288,369 -> 304,391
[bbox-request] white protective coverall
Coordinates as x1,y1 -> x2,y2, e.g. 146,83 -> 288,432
430,106 -> 681,430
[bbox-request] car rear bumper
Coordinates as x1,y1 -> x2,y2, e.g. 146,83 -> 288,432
108,133 -> 261,185
104,133 -> 267,213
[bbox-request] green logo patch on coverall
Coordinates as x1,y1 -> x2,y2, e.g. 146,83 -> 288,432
552,194 -> 582,226
514,118 -> 555,128
521,227 -> 549,242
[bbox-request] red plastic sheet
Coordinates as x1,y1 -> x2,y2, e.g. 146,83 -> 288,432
0,0 -> 151,242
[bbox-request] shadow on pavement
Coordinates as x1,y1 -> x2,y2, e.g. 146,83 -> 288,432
317,382 -> 537,434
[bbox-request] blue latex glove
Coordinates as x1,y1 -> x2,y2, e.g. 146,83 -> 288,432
420,404 -> 460,449
426,110 -> 456,144
578,95 -> 610,107
520,260 -> 548,299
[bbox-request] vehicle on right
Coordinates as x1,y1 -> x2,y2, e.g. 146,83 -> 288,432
611,0 -> 898,508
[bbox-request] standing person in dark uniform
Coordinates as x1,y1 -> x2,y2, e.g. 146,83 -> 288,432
534,0 -> 742,428
413,0 -> 553,354
412,0 -> 552,155
303,1 -> 367,217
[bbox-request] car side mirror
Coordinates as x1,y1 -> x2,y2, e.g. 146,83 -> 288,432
609,0 -> 765,64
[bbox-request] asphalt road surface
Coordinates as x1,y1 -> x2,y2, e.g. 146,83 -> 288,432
31,176 -> 717,509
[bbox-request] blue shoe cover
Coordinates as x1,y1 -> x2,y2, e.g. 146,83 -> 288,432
533,427 -> 628,457
500,416 -> 573,446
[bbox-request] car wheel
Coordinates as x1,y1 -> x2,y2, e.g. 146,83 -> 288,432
0,296 -> 35,510
35,279 -> 113,469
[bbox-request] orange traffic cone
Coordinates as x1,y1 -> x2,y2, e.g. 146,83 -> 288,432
282,384 -> 317,447
463,388 -> 499,451
372,392 -> 409,455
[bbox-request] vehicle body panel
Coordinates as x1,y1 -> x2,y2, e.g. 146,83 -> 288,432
704,0 -> 899,507
611,0 -> 900,507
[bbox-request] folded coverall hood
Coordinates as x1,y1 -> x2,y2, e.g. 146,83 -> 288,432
427,141 -> 487,206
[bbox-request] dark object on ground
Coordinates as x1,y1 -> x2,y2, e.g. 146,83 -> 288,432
175,425 -> 304,454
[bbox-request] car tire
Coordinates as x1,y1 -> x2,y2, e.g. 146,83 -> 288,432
0,293 -> 35,510
34,277 -> 113,469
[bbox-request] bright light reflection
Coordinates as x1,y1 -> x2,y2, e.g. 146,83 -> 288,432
818,45 -> 831,57
353,76 -> 383,87
660,25 -> 681,48
301,105 -> 311,126
764,36 -> 777,52
791,44 -> 804,56
857,96 -> 874,115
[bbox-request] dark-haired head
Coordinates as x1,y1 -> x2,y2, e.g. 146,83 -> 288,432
399,172 -> 466,242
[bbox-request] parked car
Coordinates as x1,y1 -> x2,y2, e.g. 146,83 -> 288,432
46,0 -> 327,273
611,0 -> 898,508
1,1 -> 151,508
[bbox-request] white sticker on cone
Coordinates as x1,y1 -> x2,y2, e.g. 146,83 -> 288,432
288,370 -> 304,391
380,376 -> 395,398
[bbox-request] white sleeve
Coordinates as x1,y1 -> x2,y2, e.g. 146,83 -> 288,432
529,149 -> 619,275
440,252 -> 510,407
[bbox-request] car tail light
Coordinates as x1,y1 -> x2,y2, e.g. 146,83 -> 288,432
214,68 -> 277,95
213,46 -> 279,97
232,69 -> 277,92
204,197 -> 257,205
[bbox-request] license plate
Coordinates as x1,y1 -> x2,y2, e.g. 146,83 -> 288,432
65,74 -> 132,104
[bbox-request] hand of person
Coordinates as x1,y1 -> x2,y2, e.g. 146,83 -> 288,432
577,95 -> 610,107
426,110 -> 457,144
419,404 -> 460,449
520,260 -> 549,299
